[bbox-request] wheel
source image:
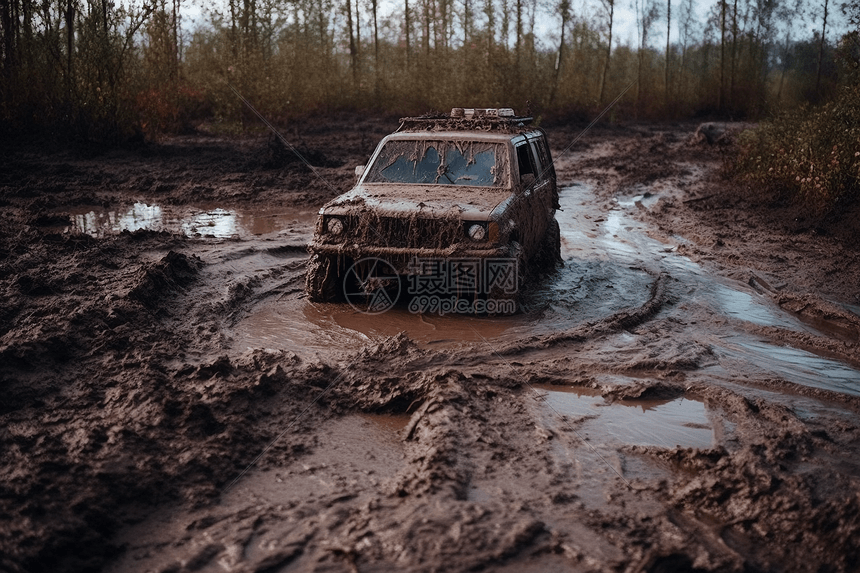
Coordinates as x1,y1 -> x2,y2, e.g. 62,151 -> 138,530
486,241 -> 524,314
305,254 -> 340,302
548,218 -> 562,266
533,218 -> 562,274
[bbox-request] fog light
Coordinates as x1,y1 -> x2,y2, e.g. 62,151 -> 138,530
327,217 -> 344,235
468,224 -> 486,241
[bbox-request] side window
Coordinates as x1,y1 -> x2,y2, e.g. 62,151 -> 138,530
531,137 -> 551,180
516,143 -> 536,180
529,141 -> 544,180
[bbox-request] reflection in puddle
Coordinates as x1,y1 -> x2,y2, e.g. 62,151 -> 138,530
65,202 -> 316,239
535,385 -> 714,450
714,337 -> 860,396
616,193 -> 660,209
712,284 -> 799,329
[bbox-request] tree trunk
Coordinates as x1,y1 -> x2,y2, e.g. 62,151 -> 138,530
816,0 -> 828,94
371,0 -> 379,90
1,0 -> 15,90
599,0 -> 614,105
173,0 -> 179,75
549,0 -> 569,107
229,0 -> 238,60
463,0 -> 470,48
346,0 -> 358,88
719,0 -> 725,111
665,0 -> 670,108
730,0 -> 737,108
404,0 -> 410,70
355,0 -> 361,66
484,0 -> 494,67
776,30 -> 790,102
66,0 -> 75,98
515,0 -> 522,70
422,0 -> 430,58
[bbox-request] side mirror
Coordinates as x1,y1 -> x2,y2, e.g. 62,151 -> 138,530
354,165 -> 365,183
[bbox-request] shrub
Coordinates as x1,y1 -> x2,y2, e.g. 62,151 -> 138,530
731,85 -> 860,216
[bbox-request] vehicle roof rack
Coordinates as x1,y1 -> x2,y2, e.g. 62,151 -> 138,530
397,108 -> 534,133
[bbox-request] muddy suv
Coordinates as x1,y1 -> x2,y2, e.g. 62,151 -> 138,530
306,108 -> 561,313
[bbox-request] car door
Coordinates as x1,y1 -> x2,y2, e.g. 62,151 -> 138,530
512,137 -> 549,256
527,133 -> 556,219
529,131 -> 559,211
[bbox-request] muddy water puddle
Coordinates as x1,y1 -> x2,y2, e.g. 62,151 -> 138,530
233,259 -> 655,357
224,182 -> 860,397
532,383 -> 715,450
235,300 -> 530,354
59,202 -> 316,239
711,336 -> 860,396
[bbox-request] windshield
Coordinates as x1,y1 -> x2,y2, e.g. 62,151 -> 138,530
364,140 -> 508,187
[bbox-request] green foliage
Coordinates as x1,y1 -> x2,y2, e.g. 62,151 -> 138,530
731,85 -> 860,215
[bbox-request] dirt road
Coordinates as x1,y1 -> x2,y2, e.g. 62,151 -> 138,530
1,119 -> 859,572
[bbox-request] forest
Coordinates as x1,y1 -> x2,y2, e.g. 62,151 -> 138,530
0,0 -> 857,140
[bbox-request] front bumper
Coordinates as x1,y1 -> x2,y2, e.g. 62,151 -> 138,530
308,240 -> 509,273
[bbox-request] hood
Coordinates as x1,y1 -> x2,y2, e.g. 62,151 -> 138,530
320,183 -> 509,221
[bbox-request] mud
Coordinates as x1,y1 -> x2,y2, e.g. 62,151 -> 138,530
1,118 -> 860,573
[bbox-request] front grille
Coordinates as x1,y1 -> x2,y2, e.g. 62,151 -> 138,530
337,214 -> 463,250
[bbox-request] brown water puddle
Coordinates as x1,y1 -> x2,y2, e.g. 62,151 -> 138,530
532,383 -> 715,450
234,300 -> 529,354
711,336 -> 860,397
59,202 -> 317,239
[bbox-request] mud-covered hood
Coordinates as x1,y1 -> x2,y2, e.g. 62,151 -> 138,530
320,184 -> 510,221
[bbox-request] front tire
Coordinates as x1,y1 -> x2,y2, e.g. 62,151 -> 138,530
533,218 -> 562,274
305,254 -> 340,302
486,241 -> 524,314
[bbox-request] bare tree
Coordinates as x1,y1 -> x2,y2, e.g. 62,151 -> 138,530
516,0 -> 523,69
719,0 -> 726,110
599,0 -> 615,105
665,0 -> 671,106
404,0 -> 411,70
370,0 -> 379,89
549,0 -> 571,106
730,0 -> 737,107
346,0 -> 357,87
484,0 -> 495,66
355,0 -> 361,70
816,0 -> 829,93
635,0 -> 660,116
677,0 -> 696,102
66,0 -> 75,98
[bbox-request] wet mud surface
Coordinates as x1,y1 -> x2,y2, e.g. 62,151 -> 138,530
2,119 -> 860,572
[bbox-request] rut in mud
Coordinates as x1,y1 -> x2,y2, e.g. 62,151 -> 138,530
1,120 -> 860,573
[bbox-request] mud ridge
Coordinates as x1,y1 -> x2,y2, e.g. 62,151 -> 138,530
490,271 -> 670,357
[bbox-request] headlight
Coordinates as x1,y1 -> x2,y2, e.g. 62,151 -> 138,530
467,223 -> 486,241
326,217 -> 344,235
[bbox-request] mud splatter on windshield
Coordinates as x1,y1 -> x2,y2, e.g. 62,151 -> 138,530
365,140 -> 507,186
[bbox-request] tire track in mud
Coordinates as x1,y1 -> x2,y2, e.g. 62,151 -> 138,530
434,271 -> 672,364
